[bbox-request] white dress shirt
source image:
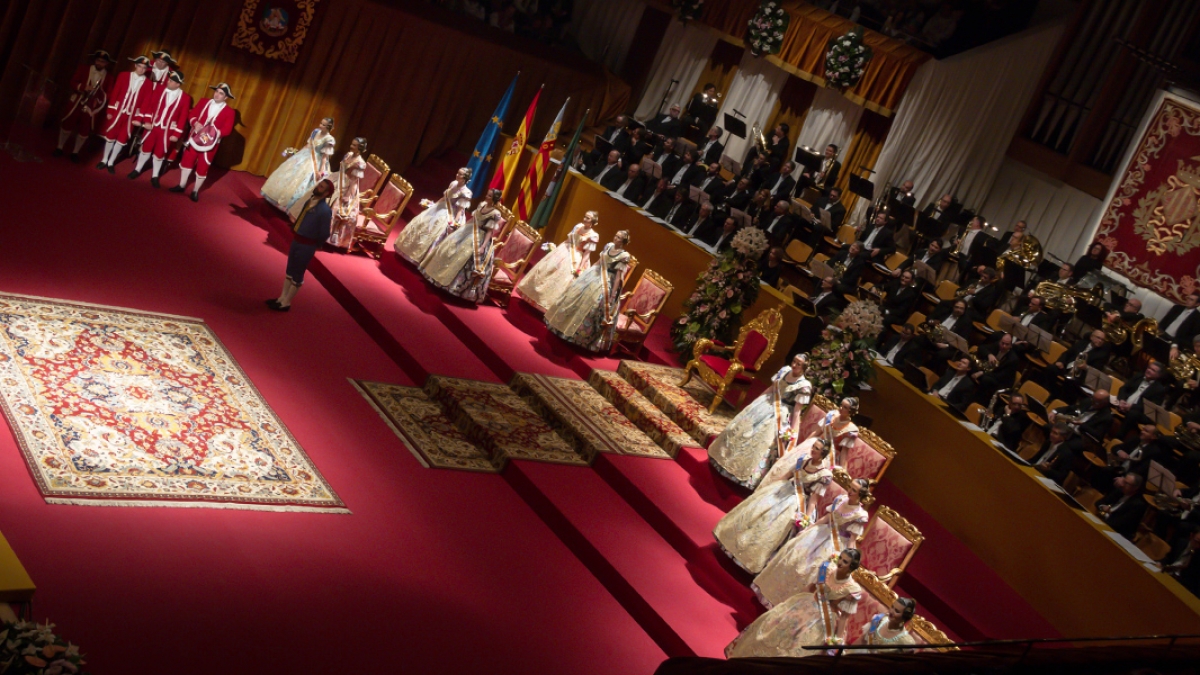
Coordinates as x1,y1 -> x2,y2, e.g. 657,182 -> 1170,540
938,374 -> 966,398
670,164 -> 689,186
1125,380 -> 1152,405
1167,307 -> 1197,339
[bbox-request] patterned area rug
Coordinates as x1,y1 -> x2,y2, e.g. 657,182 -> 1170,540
511,373 -> 670,460
352,380 -> 499,473
0,294 -> 347,512
425,376 -> 588,467
616,361 -> 735,447
587,370 -> 695,457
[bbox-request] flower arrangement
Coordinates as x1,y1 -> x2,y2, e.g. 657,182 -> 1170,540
671,234 -> 764,358
672,0 -> 704,21
804,300 -> 883,395
824,27 -> 873,90
747,1 -> 790,57
0,620 -> 87,674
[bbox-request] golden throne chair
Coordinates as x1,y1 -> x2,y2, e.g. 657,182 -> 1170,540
354,173 -> 413,259
847,568 -> 957,651
679,307 -> 784,413
613,269 -> 673,357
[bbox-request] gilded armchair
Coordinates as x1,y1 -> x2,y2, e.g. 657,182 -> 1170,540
858,505 -> 924,588
353,173 -> 413,259
613,269 -> 673,357
679,307 -> 784,413
489,219 -> 540,307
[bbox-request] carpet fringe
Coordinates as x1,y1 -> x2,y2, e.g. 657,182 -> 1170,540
44,498 -> 352,514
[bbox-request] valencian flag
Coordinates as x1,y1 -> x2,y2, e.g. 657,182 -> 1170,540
529,109 -> 589,231
515,97 -> 568,221
466,73 -> 518,196
490,85 -> 542,197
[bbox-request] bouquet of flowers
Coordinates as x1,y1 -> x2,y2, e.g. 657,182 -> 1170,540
671,228 -> 768,358
0,620 -> 87,674
824,27 -> 872,90
805,300 -> 883,395
672,0 -> 704,21
747,1 -> 790,57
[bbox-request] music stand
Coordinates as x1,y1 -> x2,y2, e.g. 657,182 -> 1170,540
941,330 -> 969,356
719,153 -> 742,176
820,208 -> 832,232
999,313 -> 1018,332
1147,461 -> 1175,494
722,113 -> 747,150
810,259 -> 837,279
1026,325 -> 1053,353
794,146 -> 821,173
848,173 -> 874,203
797,203 -> 816,224
730,209 -> 752,229
1084,367 -> 1113,393
641,157 -> 663,180
1144,400 -> 1173,430
1141,334 -> 1171,364
911,260 -> 938,286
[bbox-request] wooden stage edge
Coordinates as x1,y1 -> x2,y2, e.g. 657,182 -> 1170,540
861,360 -> 1200,637
543,171 -> 804,374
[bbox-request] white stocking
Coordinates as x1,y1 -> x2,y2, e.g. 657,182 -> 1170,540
135,151 -> 151,172
192,174 -> 207,193
152,157 -> 163,176
178,168 -> 192,188
101,139 -> 118,165
72,135 -> 88,154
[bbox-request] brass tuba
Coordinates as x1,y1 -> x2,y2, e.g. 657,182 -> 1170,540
1033,280 -> 1102,314
997,234 -> 1043,274
1102,316 -> 1159,347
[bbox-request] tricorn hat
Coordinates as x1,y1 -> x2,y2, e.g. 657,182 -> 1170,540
150,50 -> 177,65
87,50 -> 114,63
208,82 -> 235,100
128,55 -> 151,66
168,70 -> 185,84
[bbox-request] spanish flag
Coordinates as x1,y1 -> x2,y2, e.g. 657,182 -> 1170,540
490,85 -> 542,201
515,98 -> 568,221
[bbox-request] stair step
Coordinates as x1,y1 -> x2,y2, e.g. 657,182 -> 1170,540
588,369 -> 696,457
616,360 -> 735,448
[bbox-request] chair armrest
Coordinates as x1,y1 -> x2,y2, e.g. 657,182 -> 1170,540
623,307 -> 660,323
495,258 -> 523,271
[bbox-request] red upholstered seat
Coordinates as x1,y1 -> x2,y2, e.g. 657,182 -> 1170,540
812,478 -> 847,518
372,181 -> 404,217
360,162 -> 383,197
492,265 -> 516,284
798,403 -> 828,440
488,220 -> 541,306
845,439 -> 887,481
496,224 -> 534,266
845,587 -> 887,645
739,330 -> 769,372
698,354 -> 755,384
615,314 -> 644,333
860,515 -> 917,580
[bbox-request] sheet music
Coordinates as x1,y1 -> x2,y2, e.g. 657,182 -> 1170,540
1105,531 -> 1156,564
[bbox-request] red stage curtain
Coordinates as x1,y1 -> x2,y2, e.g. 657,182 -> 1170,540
1095,96 -> 1200,303
0,0 -> 629,177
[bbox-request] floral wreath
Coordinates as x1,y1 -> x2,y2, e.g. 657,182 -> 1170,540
824,27 -> 872,90
672,0 -> 704,22
747,1 -> 790,57
0,620 -> 88,674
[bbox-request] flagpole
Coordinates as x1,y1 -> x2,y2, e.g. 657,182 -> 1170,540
529,107 -> 589,231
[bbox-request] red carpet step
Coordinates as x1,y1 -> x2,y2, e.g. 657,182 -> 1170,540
587,369 -> 697,457
617,361 -> 735,447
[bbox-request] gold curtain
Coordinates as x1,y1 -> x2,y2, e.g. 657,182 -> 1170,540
700,0 -> 929,113
0,0 -> 628,177
768,75 -> 818,155
834,108 -> 892,215
689,39 -> 744,101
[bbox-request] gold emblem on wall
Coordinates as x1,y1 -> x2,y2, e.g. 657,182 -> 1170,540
1133,156 -> 1200,256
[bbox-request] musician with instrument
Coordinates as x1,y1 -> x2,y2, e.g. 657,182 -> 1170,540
1160,529 -> 1200,598
1162,291 -> 1200,349
696,162 -> 728,203
999,220 -> 1029,248
1169,335 -> 1200,397
54,50 -> 115,161
918,193 -> 959,240
758,198 -> 798,245
992,231 -> 1040,293
830,242 -> 868,295
878,323 -> 924,367
744,122 -> 789,168
954,267 -> 1002,319
1113,361 -> 1174,439
925,298 -> 974,362
797,144 -> 840,197
983,392 -> 1031,450
1096,424 -> 1166,489
723,178 -> 754,212
666,148 -> 704,188
1049,389 -> 1113,444
1013,295 -> 1057,333
804,187 -> 846,244
684,84 -> 720,134
764,161 -> 797,201
1096,473 -> 1148,540
895,238 -> 947,276
645,105 -> 683,141
169,83 -> 235,202
929,356 -> 976,409
951,216 -> 991,282
970,332 -> 1019,400
1033,423 -> 1084,485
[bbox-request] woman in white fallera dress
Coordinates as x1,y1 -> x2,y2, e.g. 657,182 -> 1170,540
757,397 -> 860,492
855,598 -> 919,653
420,188 -> 504,303
261,116 -> 337,220
713,438 -> 832,574
394,167 -> 473,264
752,477 -> 871,609
517,210 -> 600,311
545,230 -> 632,352
726,549 -> 864,658
708,354 -> 813,490
326,137 -> 369,250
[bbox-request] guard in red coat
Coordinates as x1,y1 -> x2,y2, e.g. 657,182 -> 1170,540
54,50 -> 114,162
129,70 -> 191,187
169,83 -> 235,202
132,50 -> 179,132
97,56 -> 151,172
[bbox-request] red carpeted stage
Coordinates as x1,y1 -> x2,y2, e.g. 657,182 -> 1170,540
0,139 -> 1059,674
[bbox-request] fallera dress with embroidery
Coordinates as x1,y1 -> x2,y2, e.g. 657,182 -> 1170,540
326,152 -> 367,248
752,494 -> 869,608
727,559 -> 862,658
261,128 -> 336,220
713,446 -> 832,574
393,179 -> 472,264
420,204 -> 504,303
708,366 -> 813,490
757,413 -> 858,493
545,243 -> 631,352
857,613 -> 917,653
517,223 -> 599,311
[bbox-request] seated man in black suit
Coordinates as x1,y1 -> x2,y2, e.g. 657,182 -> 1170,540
608,162 -> 646,198
803,187 -> 846,244
857,211 -> 897,262
985,392 -> 1032,450
1162,290 -> 1200,348
991,232 -> 1032,294
1033,423 -> 1083,484
1097,472 -> 1149,540
879,270 -> 920,329
699,217 -> 738,254
742,153 -> 777,191
1054,329 -> 1114,374
665,149 -> 704,189
697,125 -> 724,165
723,178 -> 754,212
1094,423 -> 1166,488
645,104 -> 683,140
1012,295 -> 1058,333
588,114 -> 631,165
684,201 -> 716,237
622,127 -> 652,170
696,162 -> 728,203
897,238 -> 947,276
1113,360 -> 1173,439
971,332 -> 1020,401
831,241 -> 868,295
649,137 -> 681,177
664,190 -> 697,230
586,149 -> 623,184
758,198 -> 796,244
641,179 -> 673,217
1049,388 -> 1114,444
797,143 -> 840,196
808,275 -> 845,317
878,323 -> 924,367
763,160 -> 797,201
926,298 -> 974,364
929,355 -> 977,409
920,193 -> 959,240
958,267 -> 1003,320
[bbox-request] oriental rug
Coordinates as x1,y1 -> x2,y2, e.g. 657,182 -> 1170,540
352,380 -> 499,473
424,376 -> 588,468
510,372 -> 670,460
587,369 -> 696,457
616,361 -> 734,447
0,294 -> 346,512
